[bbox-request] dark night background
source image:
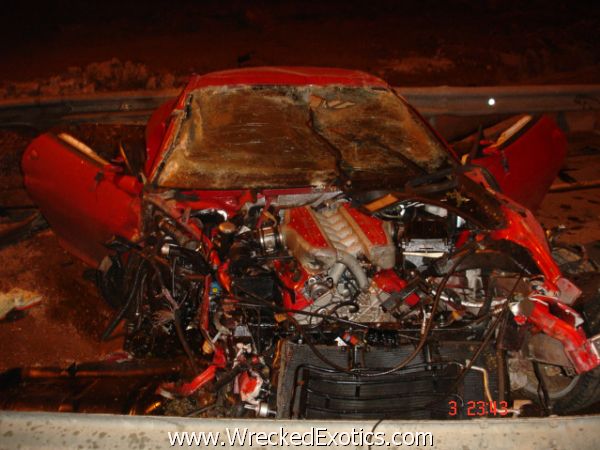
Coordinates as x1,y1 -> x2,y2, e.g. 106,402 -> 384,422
0,0 -> 599,93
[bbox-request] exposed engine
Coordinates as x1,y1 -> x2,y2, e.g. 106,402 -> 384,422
94,187 -> 600,420
271,202 -> 398,323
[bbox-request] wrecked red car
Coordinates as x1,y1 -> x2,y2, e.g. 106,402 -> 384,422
20,67 -> 600,418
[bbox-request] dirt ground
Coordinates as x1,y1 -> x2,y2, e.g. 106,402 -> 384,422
0,230 -> 121,369
538,136 -> 600,247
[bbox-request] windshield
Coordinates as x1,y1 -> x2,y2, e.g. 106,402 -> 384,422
155,85 -> 451,189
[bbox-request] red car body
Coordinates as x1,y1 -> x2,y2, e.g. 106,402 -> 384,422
21,68 -> 600,404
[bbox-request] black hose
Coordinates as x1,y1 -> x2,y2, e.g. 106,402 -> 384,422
130,248 -> 201,373
478,272 -> 495,318
471,272 -> 495,339
173,309 -> 199,374
533,361 -> 552,415
101,260 -> 147,341
146,252 -> 199,374
496,309 -> 509,404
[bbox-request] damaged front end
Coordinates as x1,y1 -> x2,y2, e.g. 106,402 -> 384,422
80,166 -> 599,419
11,71 -> 600,419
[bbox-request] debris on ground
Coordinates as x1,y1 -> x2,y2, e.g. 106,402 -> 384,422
0,58 -> 186,100
0,228 -> 122,370
0,287 -> 43,321
0,210 -> 48,249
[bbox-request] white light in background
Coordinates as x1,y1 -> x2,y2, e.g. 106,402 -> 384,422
487,97 -> 496,106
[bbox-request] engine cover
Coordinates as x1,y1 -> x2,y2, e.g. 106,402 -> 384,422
281,202 -> 395,272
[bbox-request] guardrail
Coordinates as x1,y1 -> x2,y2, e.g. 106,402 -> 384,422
0,84 -> 599,127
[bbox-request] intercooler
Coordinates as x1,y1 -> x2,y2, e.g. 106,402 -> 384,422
277,340 -> 503,420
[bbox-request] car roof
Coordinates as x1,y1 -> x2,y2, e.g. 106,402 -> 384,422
182,66 -> 390,92
147,67 -> 400,177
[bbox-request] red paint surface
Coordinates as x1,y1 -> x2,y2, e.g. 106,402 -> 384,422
342,203 -> 390,246
490,200 -> 561,288
522,300 -> 600,373
184,67 -> 389,92
158,347 -> 227,397
275,259 -> 311,312
237,371 -> 259,395
474,116 -> 567,211
373,270 -> 420,306
22,134 -> 141,267
145,97 -> 177,177
286,206 -> 330,249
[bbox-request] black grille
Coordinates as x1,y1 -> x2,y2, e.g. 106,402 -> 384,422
277,341 -> 502,420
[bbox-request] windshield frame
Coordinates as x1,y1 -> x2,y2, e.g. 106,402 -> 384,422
150,84 -> 455,190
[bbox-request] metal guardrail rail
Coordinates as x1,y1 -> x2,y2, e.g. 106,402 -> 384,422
0,84 -> 599,127
0,89 -> 179,127
399,84 -> 600,115
1,410 -> 599,449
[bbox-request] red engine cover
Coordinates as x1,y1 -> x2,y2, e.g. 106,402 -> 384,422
277,203 -> 397,312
